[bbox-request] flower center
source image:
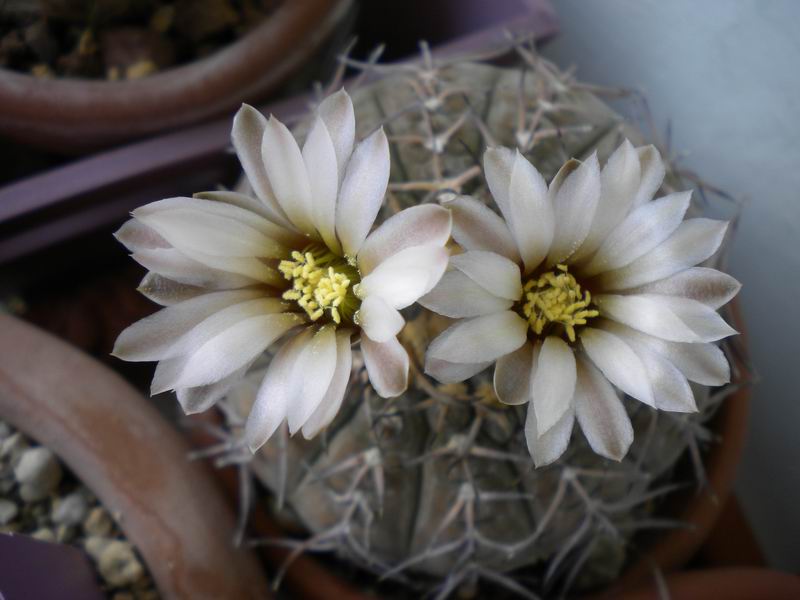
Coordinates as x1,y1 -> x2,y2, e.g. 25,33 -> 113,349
278,245 -> 361,325
521,264 -> 599,342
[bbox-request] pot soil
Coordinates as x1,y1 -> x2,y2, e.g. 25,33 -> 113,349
0,313 -> 270,599
0,0 -> 353,152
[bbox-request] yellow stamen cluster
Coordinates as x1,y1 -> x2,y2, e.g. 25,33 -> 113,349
522,264 -> 599,342
279,248 -> 359,325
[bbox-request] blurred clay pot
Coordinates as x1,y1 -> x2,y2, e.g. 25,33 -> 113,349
0,0 -> 353,153
0,313 -> 270,599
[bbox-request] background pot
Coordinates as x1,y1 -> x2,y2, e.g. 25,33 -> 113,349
0,0 -> 354,153
0,313 -> 270,599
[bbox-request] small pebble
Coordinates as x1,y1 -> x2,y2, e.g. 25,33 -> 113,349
52,491 -> 88,526
98,540 -> 144,587
0,498 -> 18,525
31,527 -> 55,542
0,421 -> 11,440
83,506 -> 113,537
56,523 -> 75,543
0,432 -> 27,460
84,535 -> 112,560
14,447 -> 62,501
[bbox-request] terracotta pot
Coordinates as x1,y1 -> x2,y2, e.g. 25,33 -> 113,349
614,568 -> 800,600
0,314 -> 270,599
0,0 -> 353,153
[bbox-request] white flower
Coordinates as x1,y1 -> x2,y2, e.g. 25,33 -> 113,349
421,141 -> 739,466
113,90 -> 452,451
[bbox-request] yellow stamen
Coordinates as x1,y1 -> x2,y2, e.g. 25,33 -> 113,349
522,264 -> 599,342
278,245 -> 360,325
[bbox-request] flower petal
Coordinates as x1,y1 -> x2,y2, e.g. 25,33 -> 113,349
336,127 -> 391,256
176,365 -> 250,415
596,293 -> 737,342
598,320 -> 730,387
137,273 -> 206,306
245,329 -> 312,451
261,116 -> 316,233
426,311 -> 528,364
302,116 -> 341,254
582,191 -> 691,276
287,325 -> 339,434
302,330 -> 354,439
572,140 -> 641,261
580,327 -> 654,406
531,336 -> 577,435
132,248 -> 259,289
231,104 -> 292,227
357,294 -> 405,343
449,250 -> 523,301
358,244 -> 448,309
114,219 -> 168,252
441,194 -> 521,263
425,357 -> 492,384
547,153 -> 601,267
171,250 -> 282,286
419,269 -> 513,318
629,267 -> 741,309
357,204 -> 452,274
600,219 -> 729,290
154,313 -> 302,393
632,145 -> 666,207
574,358 -> 633,461
318,89 -> 355,181
112,289 -> 263,361
361,335 -> 409,397
525,400 -> 574,467
494,342 -> 534,405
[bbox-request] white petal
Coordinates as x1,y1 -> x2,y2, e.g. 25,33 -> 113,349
425,357 -> 492,384
525,401 -> 574,467
426,311 -> 528,364
547,153 -> 601,266
132,248 -> 259,289
598,320 -> 730,386
112,289 -> 263,361
155,313 -> 302,392
302,116 -> 341,253
114,219 -> 168,251
231,104 -> 292,227
318,89 -> 355,181
450,250 -> 522,301
574,358 -> 633,461
261,116 -> 316,233
629,267 -> 741,309
357,294 -> 405,343
176,365 -> 250,415
600,219 -> 729,290
287,326 -> 339,434
494,342 -> 533,405
579,327 -> 654,406
137,273 -> 205,306
174,250 -> 282,286
596,293 -> 737,342
441,194 -> 521,263
336,128 -> 391,256
582,191 -> 691,276
361,335 -> 409,398
419,270 -> 513,318
573,140 -> 641,261
636,346 -> 697,412
162,298 -> 287,360
357,204 -> 452,274
136,207 -> 286,258
531,336 -> 577,435
302,330 -> 354,439
245,330 -> 312,451
632,145 -> 666,207
358,244 -> 448,309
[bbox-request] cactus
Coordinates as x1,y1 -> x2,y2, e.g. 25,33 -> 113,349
200,41 -> 747,598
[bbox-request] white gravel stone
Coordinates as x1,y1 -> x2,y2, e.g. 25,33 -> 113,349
0,498 -> 18,524
84,535 -> 112,560
83,506 -> 113,537
31,528 -> 55,542
52,491 -> 88,525
0,432 -> 27,461
14,447 -> 62,501
98,540 -> 144,587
